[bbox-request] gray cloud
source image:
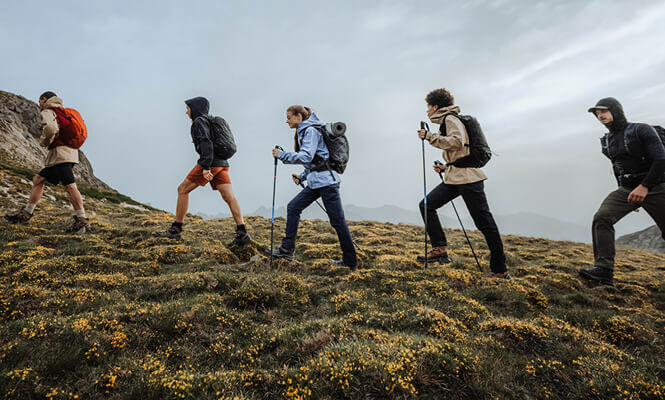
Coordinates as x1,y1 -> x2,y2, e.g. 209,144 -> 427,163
1,0 -> 663,239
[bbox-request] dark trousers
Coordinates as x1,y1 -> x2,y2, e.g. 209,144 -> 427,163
419,180 -> 506,273
281,183 -> 358,267
592,183 -> 665,270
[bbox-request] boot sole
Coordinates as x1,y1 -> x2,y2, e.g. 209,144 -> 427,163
579,270 -> 614,286
4,215 -> 30,224
65,226 -> 90,234
154,233 -> 182,240
417,255 -> 452,264
262,249 -> 294,260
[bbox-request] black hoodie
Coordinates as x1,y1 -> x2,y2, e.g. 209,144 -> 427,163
184,97 -> 229,169
591,97 -> 665,189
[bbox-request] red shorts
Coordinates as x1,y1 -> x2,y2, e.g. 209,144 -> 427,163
186,165 -> 231,190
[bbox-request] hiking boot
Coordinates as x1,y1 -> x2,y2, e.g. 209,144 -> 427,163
489,271 -> 513,281
263,246 -> 294,260
154,224 -> 182,240
228,230 -> 251,247
332,259 -> 357,270
579,266 -> 614,286
65,216 -> 90,234
417,246 -> 452,264
4,208 -> 33,224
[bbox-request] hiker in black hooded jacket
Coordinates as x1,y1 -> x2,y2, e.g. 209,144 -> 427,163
581,97 -> 665,285
154,96 -> 250,244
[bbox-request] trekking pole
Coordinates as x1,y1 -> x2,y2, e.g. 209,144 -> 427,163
294,180 -> 362,252
434,160 -> 483,273
420,121 -> 429,268
270,145 -> 284,269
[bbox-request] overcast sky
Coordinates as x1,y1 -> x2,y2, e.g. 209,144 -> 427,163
2,0 -> 665,237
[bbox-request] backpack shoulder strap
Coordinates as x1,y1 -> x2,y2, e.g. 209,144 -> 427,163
441,113 -> 469,145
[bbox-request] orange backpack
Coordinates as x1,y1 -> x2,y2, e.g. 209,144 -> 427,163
50,107 -> 88,149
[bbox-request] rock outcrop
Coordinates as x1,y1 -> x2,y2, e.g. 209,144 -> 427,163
0,90 -> 110,189
616,225 -> 665,254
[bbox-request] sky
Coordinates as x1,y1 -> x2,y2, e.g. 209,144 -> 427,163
2,0 -> 665,238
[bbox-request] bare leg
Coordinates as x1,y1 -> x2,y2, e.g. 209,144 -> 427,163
175,180 -> 199,223
63,183 -> 84,211
217,183 -> 244,226
28,175 -> 47,205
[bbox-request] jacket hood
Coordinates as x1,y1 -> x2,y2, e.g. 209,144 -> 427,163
185,97 -> 210,120
588,97 -> 627,132
297,112 -> 323,134
42,96 -> 63,110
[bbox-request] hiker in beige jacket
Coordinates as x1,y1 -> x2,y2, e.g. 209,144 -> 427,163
5,91 -> 90,233
416,88 -> 510,279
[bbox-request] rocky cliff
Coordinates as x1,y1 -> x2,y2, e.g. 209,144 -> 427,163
0,90 -> 110,189
616,224 -> 665,254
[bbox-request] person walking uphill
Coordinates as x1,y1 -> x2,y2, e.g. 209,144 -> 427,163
581,97 -> 665,286
264,105 -> 358,270
154,97 -> 250,244
5,91 -> 90,233
417,88 -> 510,279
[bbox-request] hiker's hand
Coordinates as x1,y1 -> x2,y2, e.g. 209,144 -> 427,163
417,129 -> 427,140
292,174 -> 301,185
202,169 -> 213,181
627,185 -> 648,204
433,164 -> 445,173
272,148 -> 281,158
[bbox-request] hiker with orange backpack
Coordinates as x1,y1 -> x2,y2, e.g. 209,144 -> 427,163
5,91 -> 90,233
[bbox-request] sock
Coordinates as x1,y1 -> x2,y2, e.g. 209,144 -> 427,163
172,222 -> 183,231
24,203 -> 37,214
75,209 -> 86,219
236,224 -> 246,232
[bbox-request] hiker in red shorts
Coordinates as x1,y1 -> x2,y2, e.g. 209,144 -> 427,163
155,97 -> 250,244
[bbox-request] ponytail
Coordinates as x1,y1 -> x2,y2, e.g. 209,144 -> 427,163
287,105 -> 312,151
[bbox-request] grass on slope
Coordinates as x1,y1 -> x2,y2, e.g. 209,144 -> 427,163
1,163 -> 665,399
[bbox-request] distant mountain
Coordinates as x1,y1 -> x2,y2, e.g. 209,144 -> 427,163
617,225 -> 665,253
249,204 -> 590,242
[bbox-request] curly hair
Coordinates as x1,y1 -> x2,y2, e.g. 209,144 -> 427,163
425,88 -> 454,109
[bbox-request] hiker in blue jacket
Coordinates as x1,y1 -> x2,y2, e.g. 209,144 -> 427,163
264,105 -> 358,269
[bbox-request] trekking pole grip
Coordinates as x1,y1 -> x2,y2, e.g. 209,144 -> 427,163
434,160 -> 444,181
274,145 -> 283,166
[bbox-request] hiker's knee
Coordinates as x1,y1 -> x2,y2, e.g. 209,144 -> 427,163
287,199 -> 301,216
63,183 -> 78,195
593,209 -> 614,226
217,185 -> 235,203
32,175 -> 45,186
177,183 -> 191,196
418,199 -> 426,212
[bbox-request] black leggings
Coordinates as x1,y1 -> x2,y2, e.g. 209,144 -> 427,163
419,180 -> 506,273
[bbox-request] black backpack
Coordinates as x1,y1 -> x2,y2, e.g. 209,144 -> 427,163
204,115 -> 237,160
316,122 -> 349,174
442,114 -> 492,168
601,124 -> 665,161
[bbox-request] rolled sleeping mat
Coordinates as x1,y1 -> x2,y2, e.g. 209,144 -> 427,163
329,121 -> 346,137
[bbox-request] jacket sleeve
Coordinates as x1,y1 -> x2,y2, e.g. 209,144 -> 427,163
425,116 -> 465,151
277,127 -> 319,165
299,169 -> 309,182
638,125 -> 665,188
193,118 -> 214,169
39,109 -> 59,147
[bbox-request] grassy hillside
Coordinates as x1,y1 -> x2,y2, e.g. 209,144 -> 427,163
1,161 -> 665,399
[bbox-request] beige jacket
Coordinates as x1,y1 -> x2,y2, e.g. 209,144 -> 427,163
40,96 -> 79,168
425,105 -> 487,185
